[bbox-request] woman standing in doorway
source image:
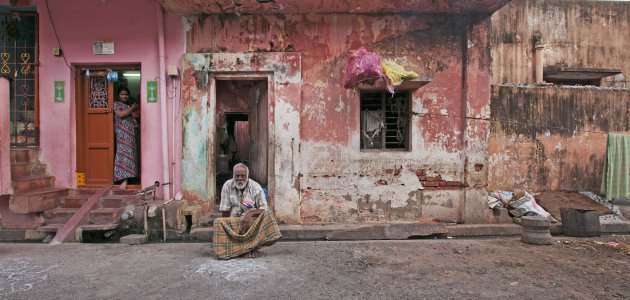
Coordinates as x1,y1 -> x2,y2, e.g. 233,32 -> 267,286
113,87 -> 139,190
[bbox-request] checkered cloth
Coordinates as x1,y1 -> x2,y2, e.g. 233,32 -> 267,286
601,133 -> 630,200
213,210 -> 282,260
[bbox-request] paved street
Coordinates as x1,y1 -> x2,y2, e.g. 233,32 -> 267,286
0,237 -> 629,299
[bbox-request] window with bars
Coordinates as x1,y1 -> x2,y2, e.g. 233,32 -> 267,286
360,91 -> 410,150
0,13 -> 38,146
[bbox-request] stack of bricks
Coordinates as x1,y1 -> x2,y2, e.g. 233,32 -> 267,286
415,169 -> 464,190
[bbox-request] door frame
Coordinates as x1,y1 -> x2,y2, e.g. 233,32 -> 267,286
209,73 -> 274,208
74,63 -> 141,188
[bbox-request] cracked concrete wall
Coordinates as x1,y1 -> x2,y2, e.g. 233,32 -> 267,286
489,85 -> 630,193
182,14 -> 493,224
491,0 -> 630,87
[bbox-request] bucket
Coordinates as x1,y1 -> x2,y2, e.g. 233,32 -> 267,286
216,153 -> 230,174
560,207 -> 600,237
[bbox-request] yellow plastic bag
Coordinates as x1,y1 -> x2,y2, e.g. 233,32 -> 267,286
381,60 -> 418,93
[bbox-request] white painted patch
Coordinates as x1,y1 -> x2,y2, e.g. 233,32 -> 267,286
467,39 -> 474,49
439,109 -> 448,116
191,259 -> 271,282
335,96 -> 345,112
0,258 -> 57,296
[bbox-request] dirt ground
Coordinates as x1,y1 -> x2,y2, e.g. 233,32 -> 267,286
0,236 -> 629,299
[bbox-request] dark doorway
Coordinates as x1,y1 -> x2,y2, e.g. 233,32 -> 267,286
215,80 -> 268,202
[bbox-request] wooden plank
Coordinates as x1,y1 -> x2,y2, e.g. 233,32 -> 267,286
48,185 -> 112,245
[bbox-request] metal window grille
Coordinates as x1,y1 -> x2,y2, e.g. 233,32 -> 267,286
360,91 -> 409,150
1,13 -> 38,146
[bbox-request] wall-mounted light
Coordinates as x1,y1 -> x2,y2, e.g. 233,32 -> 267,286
123,71 -> 141,77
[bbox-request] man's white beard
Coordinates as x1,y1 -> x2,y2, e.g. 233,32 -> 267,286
235,180 -> 247,190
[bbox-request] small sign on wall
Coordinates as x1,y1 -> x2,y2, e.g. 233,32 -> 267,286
147,81 -> 158,103
54,81 -> 64,102
93,40 -> 115,55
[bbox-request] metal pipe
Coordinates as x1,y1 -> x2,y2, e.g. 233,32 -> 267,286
535,43 -> 545,83
143,203 -> 149,236
161,192 -> 182,242
157,2 -> 171,199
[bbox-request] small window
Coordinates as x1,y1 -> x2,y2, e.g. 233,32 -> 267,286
360,91 -> 410,150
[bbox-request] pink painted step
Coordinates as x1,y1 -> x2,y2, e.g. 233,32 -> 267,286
89,208 -> 121,225
44,208 -> 79,224
10,162 -> 47,177
12,175 -> 55,192
48,186 -> 112,245
10,148 -> 39,163
58,195 -> 91,208
9,187 -> 68,214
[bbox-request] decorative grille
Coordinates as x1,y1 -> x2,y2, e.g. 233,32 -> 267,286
89,75 -> 108,108
1,13 -> 38,146
360,91 -> 410,150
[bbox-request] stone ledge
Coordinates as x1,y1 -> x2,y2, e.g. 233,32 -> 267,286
447,224 -> 522,237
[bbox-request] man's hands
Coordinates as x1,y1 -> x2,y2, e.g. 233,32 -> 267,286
240,209 -> 264,234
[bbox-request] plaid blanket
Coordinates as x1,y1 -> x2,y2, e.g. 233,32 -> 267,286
213,210 -> 282,260
601,133 -> 630,200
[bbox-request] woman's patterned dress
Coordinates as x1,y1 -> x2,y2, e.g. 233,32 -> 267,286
113,101 -> 138,181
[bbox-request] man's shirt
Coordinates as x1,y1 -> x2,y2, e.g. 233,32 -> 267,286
219,179 -> 268,217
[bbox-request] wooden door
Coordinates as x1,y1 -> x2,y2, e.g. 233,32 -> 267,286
77,70 -> 114,186
248,81 -> 268,185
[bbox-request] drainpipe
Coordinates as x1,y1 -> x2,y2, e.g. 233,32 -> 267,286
0,78 -> 11,196
534,38 -> 545,83
157,3 -> 170,199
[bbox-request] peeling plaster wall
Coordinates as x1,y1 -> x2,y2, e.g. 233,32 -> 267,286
491,0 -> 630,87
489,85 -> 630,192
183,14 -> 493,224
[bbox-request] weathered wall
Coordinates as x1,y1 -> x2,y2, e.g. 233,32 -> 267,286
491,0 -> 630,87
183,14 -> 493,223
489,85 -> 630,192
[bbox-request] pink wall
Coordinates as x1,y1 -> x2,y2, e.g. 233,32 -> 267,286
3,0 -> 185,195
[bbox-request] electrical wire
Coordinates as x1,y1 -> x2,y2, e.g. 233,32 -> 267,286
411,111 -> 612,135
45,0 -> 74,74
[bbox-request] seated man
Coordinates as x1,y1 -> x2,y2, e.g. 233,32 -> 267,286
213,163 -> 282,259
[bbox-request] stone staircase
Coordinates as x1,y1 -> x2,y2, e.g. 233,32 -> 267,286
37,189 -> 138,240
9,148 -> 69,215
6,148 -> 138,241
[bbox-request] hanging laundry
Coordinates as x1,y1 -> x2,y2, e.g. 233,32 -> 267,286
601,133 -> 630,200
343,48 -> 383,89
361,110 -> 385,148
381,60 -> 419,93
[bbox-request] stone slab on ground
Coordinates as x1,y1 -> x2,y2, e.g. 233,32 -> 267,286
190,223 -> 448,242
447,224 -> 522,237
0,229 -> 24,241
120,234 -> 149,245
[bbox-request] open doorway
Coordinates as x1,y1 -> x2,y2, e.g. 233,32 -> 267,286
215,80 -> 268,203
75,65 -> 142,188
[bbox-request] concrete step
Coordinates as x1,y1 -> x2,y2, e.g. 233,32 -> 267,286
12,175 -> 55,192
9,187 -> 69,214
44,208 -> 78,224
196,211 -> 224,228
79,223 -> 118,232
10,148 -> 39,163
99,195 -> 137,207
89,208 -> 121,225
10,162 -> 47,177
70,188 -> 101,196
58,195 -> 91,208
111,189 -> 138,196
36,223 -> 64,233
190,223 -> 449,241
